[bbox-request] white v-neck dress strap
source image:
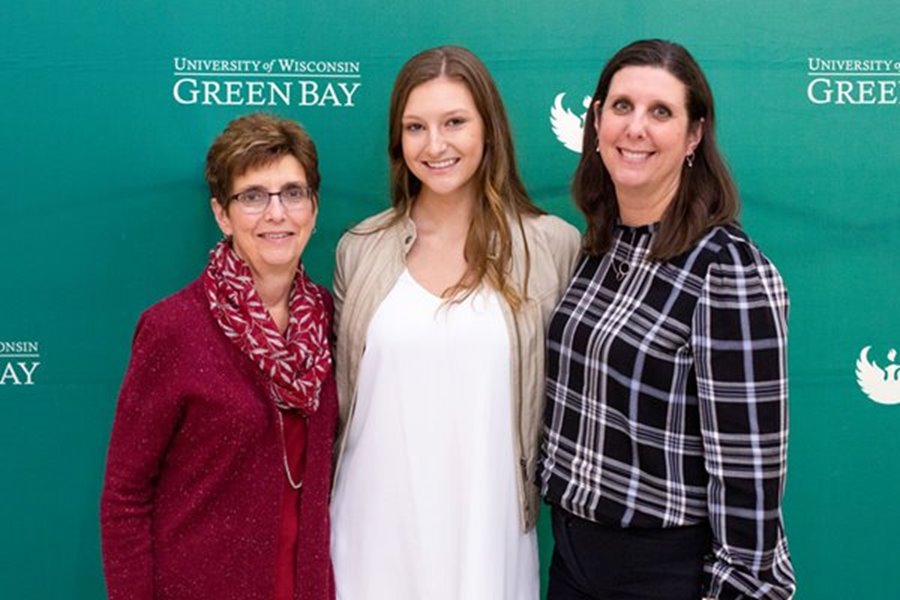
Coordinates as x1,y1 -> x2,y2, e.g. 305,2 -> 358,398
331,269 -> 539,600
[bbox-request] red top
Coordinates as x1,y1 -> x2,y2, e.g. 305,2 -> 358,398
101,279 -> 336,600
275,412 -> 307,600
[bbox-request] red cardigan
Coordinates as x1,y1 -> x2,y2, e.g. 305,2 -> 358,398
101,278 -> 337,600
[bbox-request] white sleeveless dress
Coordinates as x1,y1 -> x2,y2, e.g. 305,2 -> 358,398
331,269 -> 539,600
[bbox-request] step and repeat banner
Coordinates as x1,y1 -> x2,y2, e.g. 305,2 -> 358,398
1,1 -> 898,598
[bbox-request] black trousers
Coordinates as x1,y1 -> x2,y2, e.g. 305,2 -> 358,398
547,506 -> 711,600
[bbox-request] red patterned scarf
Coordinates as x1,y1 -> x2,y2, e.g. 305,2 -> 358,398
202,240 -> 331,416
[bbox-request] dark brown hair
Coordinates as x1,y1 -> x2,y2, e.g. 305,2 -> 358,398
574,39 -> 738,259
386,45 -> 542,309
205,113 -> 320,210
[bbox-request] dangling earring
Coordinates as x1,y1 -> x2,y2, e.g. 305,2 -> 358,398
685,153 -> 695,168
596,139 -> 601,154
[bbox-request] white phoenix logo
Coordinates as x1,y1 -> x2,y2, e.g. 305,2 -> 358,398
855,346 -> 900,405
550,93 -> 591,153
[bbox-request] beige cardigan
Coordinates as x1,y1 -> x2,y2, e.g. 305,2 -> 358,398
332,208 -> 580,530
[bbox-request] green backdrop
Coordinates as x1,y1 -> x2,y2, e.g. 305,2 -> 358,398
2,1 -> 898,598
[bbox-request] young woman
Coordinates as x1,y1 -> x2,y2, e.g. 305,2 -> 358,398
329,46 -> 580,599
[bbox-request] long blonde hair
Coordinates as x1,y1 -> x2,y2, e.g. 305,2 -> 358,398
386,45 -> 542,310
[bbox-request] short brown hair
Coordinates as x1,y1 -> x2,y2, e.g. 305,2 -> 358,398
386,45 -> 542,309
574,39 -> 739,259
205,113 -> 320,209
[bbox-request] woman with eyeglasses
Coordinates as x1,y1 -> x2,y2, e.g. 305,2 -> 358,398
101,113 -> 337,600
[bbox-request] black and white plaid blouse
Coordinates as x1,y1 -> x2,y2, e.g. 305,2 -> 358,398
541,222 -> 796,599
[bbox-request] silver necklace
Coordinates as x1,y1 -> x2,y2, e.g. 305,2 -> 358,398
277,410 -> 303,490
612,259 -> 631,281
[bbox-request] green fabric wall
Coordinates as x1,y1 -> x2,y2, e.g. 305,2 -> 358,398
2,1 -> 898,597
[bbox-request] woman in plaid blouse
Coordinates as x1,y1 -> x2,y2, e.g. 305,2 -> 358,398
540,39 -> 796,600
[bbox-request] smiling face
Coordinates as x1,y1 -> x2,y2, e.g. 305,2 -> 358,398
211,154 -> 316,282
595,65 -> 702,219
400,76 -> 485,202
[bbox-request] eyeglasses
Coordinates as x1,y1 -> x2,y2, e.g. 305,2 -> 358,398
229,184 -> 315,214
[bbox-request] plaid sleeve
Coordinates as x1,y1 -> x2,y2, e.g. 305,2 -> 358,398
692,242 -> 796,599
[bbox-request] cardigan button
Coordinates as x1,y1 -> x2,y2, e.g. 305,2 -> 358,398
404,235 -> 413,244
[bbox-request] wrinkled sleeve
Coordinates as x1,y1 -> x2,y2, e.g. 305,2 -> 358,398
560,224 -> 582,281
693,244 -> 796,599
547,215 -> 582,281
331,234 -> 349,343
100,312 -> 184,600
